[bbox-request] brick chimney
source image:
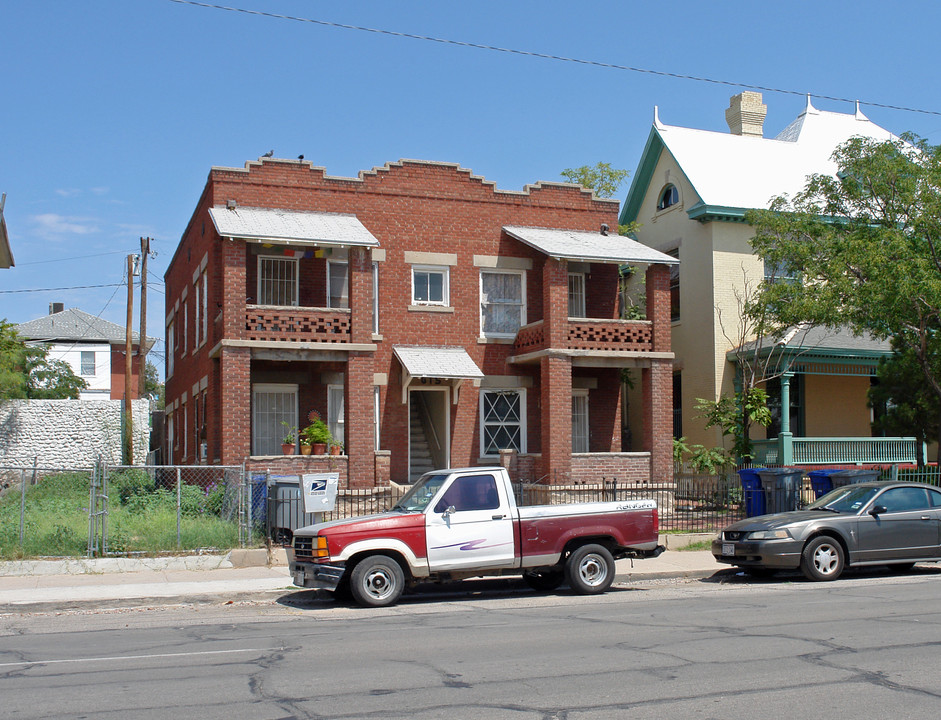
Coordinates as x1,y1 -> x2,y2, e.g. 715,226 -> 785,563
725,91 -> 767,137
49,302 -> 64,314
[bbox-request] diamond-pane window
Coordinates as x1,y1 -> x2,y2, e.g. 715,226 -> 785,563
481,389 -> 524,455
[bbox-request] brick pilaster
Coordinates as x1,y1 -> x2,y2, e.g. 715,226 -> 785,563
646,264 -> 671,353
540,354 -> 572,484
642,358 -> 673,483
346,351 -> 375,487
219,345 -> 251,464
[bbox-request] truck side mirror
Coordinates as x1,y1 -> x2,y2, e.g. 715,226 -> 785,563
443,505 -> 456,518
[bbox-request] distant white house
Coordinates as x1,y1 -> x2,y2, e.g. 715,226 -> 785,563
15,305 -> 154,400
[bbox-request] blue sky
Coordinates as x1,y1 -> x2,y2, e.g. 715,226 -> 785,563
4,1 -> 941,374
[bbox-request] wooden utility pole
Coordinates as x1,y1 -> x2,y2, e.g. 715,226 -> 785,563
124,254 -> 134,464
139,237 -> 150,367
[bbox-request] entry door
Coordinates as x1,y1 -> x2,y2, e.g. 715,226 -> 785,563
409,387 -> 450,481
425,473 -> 517,572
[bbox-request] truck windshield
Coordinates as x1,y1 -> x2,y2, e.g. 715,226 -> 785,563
806,485 -> 881,514
392,474 -> 449,512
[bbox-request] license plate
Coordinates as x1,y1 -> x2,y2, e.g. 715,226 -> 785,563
722,543 -> 735,556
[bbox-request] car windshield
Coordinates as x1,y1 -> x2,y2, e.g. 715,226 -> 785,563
806,485 -> 881,514
391,473 -> 449,512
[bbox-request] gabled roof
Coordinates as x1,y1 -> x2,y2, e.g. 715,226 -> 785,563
16,307 -> 153,349
620,98 -> 898,226
503,226 -> 679,265
208,206 -> 380,248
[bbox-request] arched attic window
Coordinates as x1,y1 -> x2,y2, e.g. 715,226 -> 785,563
656,184 -> 679,211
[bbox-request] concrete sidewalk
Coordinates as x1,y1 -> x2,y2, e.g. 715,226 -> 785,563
0,545 -> 721,613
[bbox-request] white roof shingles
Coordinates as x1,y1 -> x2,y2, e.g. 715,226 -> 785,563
503,226 -> 678,265
393,346 -> 484,380
656,98 -> 898,212
208,206 -> 379,247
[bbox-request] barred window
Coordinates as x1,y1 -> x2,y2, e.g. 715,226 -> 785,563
480,389 -> 525,456
258,256 -> 298,306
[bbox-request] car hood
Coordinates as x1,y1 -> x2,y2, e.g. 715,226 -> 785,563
722,510 -> 836,533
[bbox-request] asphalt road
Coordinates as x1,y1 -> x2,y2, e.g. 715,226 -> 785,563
2,567 -> 941,719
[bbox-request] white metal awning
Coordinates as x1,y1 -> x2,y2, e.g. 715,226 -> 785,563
393,346 -> 484,404
209,206 -> 379,248
503,225 -> 678,265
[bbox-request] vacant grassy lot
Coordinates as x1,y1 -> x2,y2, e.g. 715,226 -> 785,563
0,470 -> 246,560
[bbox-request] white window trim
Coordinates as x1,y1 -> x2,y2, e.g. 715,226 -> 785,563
411,264 -> 450,307
372,261 -> 380,335
327,259 -> 349,309
479,268 -> 527,339
251,383 -> 299,456
479,387 -> 527,458
327,384 -> 345,446
257,255 -> 299,307
166,320 -> 175,378
568,272 -> 586,318
572,389 -> 589,454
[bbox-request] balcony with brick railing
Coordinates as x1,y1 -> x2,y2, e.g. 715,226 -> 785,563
244,305 -> 351,343
513,318 -> 653,355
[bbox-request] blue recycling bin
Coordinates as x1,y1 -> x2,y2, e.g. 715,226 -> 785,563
737,467 -> 766,517
808,469 -> 841,499
758,467 -> 804,513
831,468 -> 882,488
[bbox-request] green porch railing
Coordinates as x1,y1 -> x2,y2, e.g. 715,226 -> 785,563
751,436 -> 920,466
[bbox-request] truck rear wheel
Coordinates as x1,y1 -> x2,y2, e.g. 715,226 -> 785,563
565,544 -> 615,595
350,555 -> 405,607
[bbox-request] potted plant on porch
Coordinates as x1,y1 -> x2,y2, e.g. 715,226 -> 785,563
302,419 -> 332,455
280,422 -> 297,455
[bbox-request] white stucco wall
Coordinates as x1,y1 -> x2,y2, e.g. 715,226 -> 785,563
39,342 -> 112,398
0,399 -> 150,467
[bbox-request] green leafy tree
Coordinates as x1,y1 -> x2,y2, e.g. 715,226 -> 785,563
0,320 -> 28,398
695,388 -> 772,462
868,342 -> 940,463
748,135 -> 941,416
560,161 -> 636,236
142,360 -> 164,408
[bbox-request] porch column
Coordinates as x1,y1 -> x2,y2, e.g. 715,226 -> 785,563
779,371 -> 793,465
346,351 -> 376,488
543,257 -> 568,347
348,246 -> 374,345
642,358 -> 673,484
219,345 -> 251,464
645,264 -> 671,353
540,354 -> 572,484
221,237 -> 247,339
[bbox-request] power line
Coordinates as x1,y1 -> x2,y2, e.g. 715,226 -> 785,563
18,250 -> 129,266
167,0 -> 941,117
0,283 -> 123,294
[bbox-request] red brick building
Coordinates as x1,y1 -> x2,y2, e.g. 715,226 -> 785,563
164,157 -> 676,486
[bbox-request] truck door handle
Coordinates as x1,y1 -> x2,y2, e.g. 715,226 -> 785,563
492,514 -> 506,520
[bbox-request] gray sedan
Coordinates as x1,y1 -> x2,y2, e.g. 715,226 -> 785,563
712,481 -> 941,580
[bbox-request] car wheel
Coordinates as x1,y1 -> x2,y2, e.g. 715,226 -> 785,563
565,544 -> 615,595
800,536 -> 844,581
523,570 -> 565,592
349,555 -> 405,607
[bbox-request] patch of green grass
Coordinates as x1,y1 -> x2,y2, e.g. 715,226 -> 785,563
677,539 -> 713,552
0,471 -> 247,559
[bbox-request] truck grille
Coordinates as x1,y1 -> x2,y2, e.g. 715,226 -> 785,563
294,536 -> 314,561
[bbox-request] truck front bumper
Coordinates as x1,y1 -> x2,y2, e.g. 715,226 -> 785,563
290,560 -> 346,591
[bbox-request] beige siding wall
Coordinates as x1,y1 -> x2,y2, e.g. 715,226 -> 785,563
804,375 -> 873,437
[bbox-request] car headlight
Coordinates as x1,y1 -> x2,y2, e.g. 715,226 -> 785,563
748,529 -> 791,540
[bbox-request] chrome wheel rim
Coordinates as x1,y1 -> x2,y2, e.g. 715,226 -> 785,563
813,543 -> 840,576
363,567 -> 396,600
578,553 -> 609,587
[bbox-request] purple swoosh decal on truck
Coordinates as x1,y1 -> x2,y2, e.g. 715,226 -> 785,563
431,538 -> 513,551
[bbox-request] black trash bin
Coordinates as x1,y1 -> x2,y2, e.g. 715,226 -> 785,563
267,475 -> 321,543
808,469 -> 842,499
757,467 -> 804,513
737,467 -> 767,517
830,468 -> 882,488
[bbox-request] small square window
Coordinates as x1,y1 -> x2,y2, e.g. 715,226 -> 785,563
412,266 -> 449,306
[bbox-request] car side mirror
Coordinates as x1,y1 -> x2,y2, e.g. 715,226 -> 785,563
443,505 -> 456,518
869,505 -> 887,517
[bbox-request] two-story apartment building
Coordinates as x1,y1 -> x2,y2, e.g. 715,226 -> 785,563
164,157 -> 677,486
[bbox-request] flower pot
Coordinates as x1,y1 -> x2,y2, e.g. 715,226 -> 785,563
312,443 -> 327,455
281,443 -> 295,455
329,445 -> 342,456
300,444 -> 312,456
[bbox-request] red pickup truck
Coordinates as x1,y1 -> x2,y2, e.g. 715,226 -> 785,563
289,466 -> 663,607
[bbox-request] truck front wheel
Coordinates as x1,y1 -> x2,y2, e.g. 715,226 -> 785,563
350,556 -> 405,607
565,544 -> 615,595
